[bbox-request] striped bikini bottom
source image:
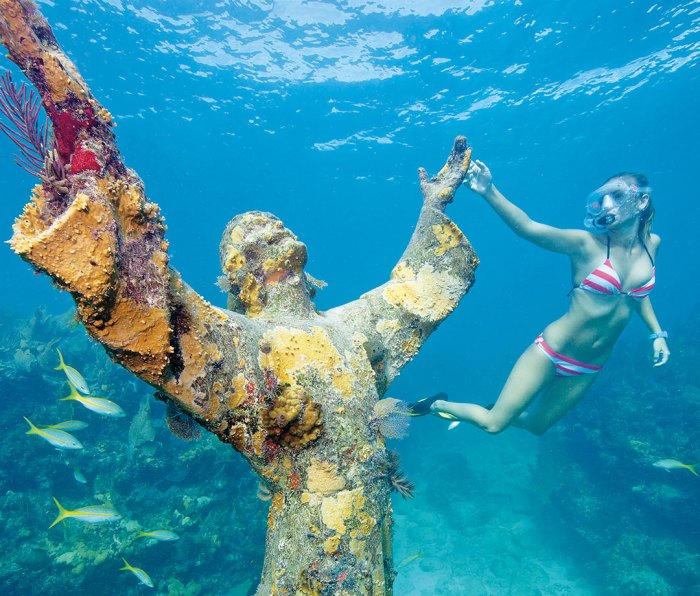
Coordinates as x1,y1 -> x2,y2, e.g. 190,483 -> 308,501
535,334 -> 602,377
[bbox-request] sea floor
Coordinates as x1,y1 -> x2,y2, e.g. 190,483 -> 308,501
5,305 -> 693,594
392,426 -> 595,595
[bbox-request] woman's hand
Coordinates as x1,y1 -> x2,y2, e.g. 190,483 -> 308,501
464,159 -> 493,196
653,338 -> 670,367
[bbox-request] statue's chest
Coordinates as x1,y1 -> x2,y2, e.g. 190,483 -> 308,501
254,323 -> 376,400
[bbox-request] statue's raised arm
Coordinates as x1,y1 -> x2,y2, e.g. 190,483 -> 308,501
326,137 -> 479,393
0,0 -> 252,437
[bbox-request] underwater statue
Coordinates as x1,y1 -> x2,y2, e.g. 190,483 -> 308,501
0,1 -> 478,593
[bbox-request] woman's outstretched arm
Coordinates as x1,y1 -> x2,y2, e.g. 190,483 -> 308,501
466,160 -> 588,254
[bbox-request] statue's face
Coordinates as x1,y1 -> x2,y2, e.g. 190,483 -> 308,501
221,212 -> 308,280
255,217 -> 308,280
219,212 -> 310,315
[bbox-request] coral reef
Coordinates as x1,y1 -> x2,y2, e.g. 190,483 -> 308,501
127,396 -> 155,454
0,308 -> 266,595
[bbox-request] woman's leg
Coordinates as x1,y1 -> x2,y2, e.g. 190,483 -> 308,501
515,373 -> 598,435
431,343 -> 555,433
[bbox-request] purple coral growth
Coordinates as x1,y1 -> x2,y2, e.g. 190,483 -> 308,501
0,70 -> 61,180
116,233 -> 168,307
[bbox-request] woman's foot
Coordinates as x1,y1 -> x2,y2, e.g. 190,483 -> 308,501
429,399 -> 461,420
405,392 -> 448,416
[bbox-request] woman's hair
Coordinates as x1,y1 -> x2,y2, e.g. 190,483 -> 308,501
605,172 -> 654,240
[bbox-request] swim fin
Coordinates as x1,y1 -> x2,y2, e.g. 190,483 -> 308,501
435,411 -> 459,421
405,392 -> 448,417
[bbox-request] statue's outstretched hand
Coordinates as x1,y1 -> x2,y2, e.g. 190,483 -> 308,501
464,159 -> 493,196
418,136 -> 472,211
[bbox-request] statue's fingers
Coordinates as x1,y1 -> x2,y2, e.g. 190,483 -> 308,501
452,135 -> 468,155
447,146 -> 472,187
418,167 -> 428,184
460,146 -> 473,176
447,136 -> 469,168
444,147 -> 471,188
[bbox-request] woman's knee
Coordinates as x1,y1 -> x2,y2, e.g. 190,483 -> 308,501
482,417 -> 509,434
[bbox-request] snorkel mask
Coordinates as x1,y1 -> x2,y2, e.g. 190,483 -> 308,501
584,179 -> 651,232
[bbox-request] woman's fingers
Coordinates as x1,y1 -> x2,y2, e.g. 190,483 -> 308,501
652,339 -> 670,367
653,349 -> 670,366
475,159 -> 489,175
463,159 -> 493,195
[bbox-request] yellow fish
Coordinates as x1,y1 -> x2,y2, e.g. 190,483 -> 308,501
256,482 -> 272,502
43,420 -> 89,431
49,497 -> 121,528
135,530 -> 180,541
73,469 -> 87,484
120,558 -> 154,588
653,459 -> 698,476
24,417 -> 83,450
397,553 -> 423,568
55,349 -> 90,394
61,381 -> 125,418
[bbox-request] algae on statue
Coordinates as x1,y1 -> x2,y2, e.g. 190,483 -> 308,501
0,1 -> 479,592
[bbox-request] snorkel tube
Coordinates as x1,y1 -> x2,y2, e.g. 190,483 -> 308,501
584,179 -> 651,233
584,211 -> 616,232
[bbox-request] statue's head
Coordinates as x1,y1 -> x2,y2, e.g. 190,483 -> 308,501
218,211 -> 314,317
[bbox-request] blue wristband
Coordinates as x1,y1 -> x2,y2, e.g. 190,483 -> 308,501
649,331 -> 668,340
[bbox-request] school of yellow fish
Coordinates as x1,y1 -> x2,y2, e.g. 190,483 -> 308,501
24,348 -> 181,589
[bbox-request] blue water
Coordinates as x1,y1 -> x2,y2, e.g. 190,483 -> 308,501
1,1 -> 699,594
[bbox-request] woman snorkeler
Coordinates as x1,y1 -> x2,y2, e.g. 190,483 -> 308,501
422,160 -> 670,435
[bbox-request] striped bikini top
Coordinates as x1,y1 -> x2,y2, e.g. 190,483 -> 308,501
576,236 -> 655,300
